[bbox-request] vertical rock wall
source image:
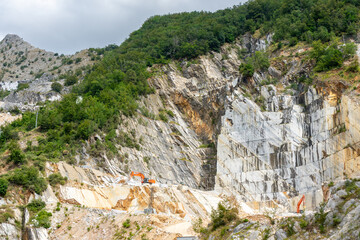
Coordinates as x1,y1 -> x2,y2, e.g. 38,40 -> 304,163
216,84 -> 360,210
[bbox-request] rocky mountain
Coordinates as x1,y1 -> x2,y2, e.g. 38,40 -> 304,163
0,34 -> 96,111
0,1 -> 359,239
0,32 -> 358,240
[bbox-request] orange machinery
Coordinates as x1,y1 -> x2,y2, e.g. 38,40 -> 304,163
130,171 -> 156,184
297,195 -> 305,213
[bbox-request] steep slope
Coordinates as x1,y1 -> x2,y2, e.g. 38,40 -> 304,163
0,0 -> 359,239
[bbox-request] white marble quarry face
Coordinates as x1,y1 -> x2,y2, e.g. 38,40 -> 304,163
216,86 -> 360,210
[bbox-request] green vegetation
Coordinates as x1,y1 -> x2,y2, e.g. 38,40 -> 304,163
194,200 -> 239,239
315,202 -> 327,233
64,75 -> 78,86
33,210 -> 52,228
0,90 -> 10,100
16,83 -> 29,92
239,63 -> 254,78
299,217 -> 308,229
0,207 -> 14,223
0,179 -> 8,197
51,82 -> 63,93
239,51 -> 269,77
283,219 -> 295,236
210,201 -> 238,231
27,199 -> 46,213
8,140 -> 26,165
310,40 -> 356,72
48,173 -> 67,187
8,166 -> 47,194
122,219 -> 131,228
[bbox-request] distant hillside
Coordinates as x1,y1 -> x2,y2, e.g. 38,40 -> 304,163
0,34 -> 103,111
0,34 -> 97,86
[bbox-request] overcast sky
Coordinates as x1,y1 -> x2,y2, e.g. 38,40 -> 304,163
0,0 -> 245,54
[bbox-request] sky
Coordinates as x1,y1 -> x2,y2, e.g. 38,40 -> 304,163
0,0 -> 245,54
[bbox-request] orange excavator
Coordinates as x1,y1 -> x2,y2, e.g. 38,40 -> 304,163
130,171 -> 156,184
297,195 -> 305,213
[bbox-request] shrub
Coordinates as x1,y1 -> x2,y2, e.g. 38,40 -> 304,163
345,180 -> 357,193
64,75 -> 78,86
16,83 -> 29,92
8,166 -> 47,194
27,199 -> 46,213
0,207 -> 14,223
166,110 -> 175,118
315,202 -> 327,233
299,217 -> 308,229
9,107 -> 21,115
51,82 -> 63,93
240,51 -> 269,77
281,219 -> 295,236
311,40 -> 356,72
33,210 -> 52,228
239,63 -> 255,78
48,173 -> 67,187
8,141 -> 26,165
346,60 -> 360,73
341,42 -> 357,60
210,201 -> 238,231
0,178 -> 8,196
122,219 -> 131,228
77,119 -> 97,139
158,112 -> 168,122
248,51 -> 270,71
332,215 -> 341,226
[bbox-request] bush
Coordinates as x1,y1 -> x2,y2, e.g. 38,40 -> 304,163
239,63 -> 255,78
122,219 -> 131,228
346,60 -> 360,73
48,173 -> 67,187
51,82 -> 63,93
248,51 -> 270,71
77,119 -> 97,139
64,75 -> 78,86
27,199 -> 46,213
315,202 -> 327,233
16,83 -> 29,92
0,178 -> 8,197
33,210 -> 52,228
299,217 -> 308,229
240,51 -> 269,77
0,207 -> 14,223
210,201 -> 238,231
311,40 -> 357,72
8,141 -> 26,165
341,42 -> 357,60
158,112 -> 168,122
8,166 -> 47,194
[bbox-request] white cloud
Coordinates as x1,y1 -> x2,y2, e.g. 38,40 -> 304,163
0,0 -> 245,54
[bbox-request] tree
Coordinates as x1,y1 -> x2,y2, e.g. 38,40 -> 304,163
8,140 -> 26,165
64,75 -> 78,86
77,120 -> 96,139
239,63 -> 255,78
51,82 -> 63,93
